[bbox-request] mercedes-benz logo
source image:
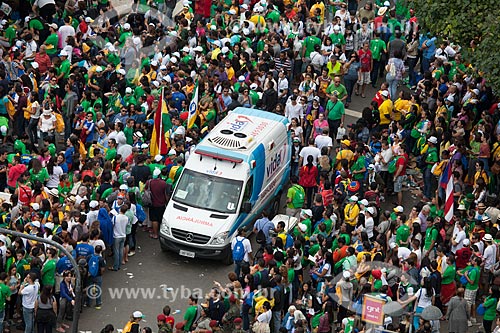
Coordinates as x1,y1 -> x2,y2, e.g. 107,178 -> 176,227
185,233 -> 194,242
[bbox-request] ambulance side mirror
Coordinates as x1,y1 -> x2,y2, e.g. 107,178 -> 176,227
241,202 -> 252,214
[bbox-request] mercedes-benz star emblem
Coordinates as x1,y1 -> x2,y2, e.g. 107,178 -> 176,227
185,233 -> 194,242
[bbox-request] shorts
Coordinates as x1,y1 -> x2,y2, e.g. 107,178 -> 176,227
464,288 -> 477,306
394,175 -> 406,193
358,72 -> 371,85
149,206 -> 166,222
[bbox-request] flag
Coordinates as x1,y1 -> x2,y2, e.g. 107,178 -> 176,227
150,88 -> 172,156
187,80 -> 199,129
440,161 -> 454,223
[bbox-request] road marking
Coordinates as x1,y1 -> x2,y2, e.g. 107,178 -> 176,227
345,108 -> 362,118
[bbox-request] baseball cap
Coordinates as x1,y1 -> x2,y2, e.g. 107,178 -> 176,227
123,23 -> 131,30
154,154 -> 163,162
125,87 -> 133,94
393,206 -> 404,213
117,68 -> 126,75
89,200 -> 99,208
358,199 -> 369,206
428,136 -> 438,144
462,239 -> 470,246
381,90 -> 389,97
132,311 -> 144,319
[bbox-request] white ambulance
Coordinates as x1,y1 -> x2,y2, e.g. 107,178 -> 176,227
159,107 -> 291,263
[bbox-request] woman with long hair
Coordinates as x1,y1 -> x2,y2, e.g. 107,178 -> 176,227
56,271 -> 74,332
399,276 -> 435,330
317,301 -> 334,333
35,285 -> 57,333
46,157 -> 64,190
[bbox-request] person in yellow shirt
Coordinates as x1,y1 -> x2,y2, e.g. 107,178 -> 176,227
335,139 -> 354,170
393,91 -> 412,122
379,90 -> 393,129
344,195 -> 360,233
224,59 -> 235,82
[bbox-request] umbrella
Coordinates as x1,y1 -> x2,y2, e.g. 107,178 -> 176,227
382,301 -> 405,317
420,306 -> 443,321
117,144 -> 133,159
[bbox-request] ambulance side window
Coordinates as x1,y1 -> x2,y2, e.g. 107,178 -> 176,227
243,177 -> 253,202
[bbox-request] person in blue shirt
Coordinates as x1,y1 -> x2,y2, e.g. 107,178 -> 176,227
253,210 -> 275,245
74,233 -> 95,260
171,83 -> 186,111
81,112 -> 96,144
420,33 -> 437,73
56,252 -> 74,274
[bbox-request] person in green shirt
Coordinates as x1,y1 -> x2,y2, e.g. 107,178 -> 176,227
423,217 -> 438,258
0,271 -> 11,324
329,28 -> 345,48
119,23 -> 132,47
325,77 -> 347,101
423,136 -> 439,200
148,155 -> 164,174
57,51 -> 71,80
105,138 -> 117,161
459,256 -> 481,324
41,248 -> 57,287
183,296 -> 199,331
15,249 -> 30,280
395,219 -> 410,247
2,24 -> 16,46
369,31 -> 387,87
350,147 -> 366,181
481,286 -> 499,332
325,92 -> 345,139
301,34 -> 321,59
45,24 -> 59,56
30,162 -> 49,184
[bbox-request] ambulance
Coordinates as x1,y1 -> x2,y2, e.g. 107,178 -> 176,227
159,107 -> 291,263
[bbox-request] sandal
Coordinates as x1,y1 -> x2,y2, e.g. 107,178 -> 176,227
361,94 -> 366,98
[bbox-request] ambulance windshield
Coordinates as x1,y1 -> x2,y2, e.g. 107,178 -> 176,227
173,169 -> 243,214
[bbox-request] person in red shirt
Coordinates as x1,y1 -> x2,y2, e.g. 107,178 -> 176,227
7,155 -> 27,190
161,305 -> 175,327
455,239 -> 472,270
372,82 -> 390,107
357,42 -> 373,98
299,155 -> 319,209
33,45 -> 52,75
393,148 -> 408,206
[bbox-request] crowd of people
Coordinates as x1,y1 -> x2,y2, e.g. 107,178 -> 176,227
0,0 -> 498,332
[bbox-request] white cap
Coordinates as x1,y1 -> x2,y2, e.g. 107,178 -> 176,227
125,87 -> 133,94
298,223 -> 307,232
172,52 -> 181,58
250,83 -> 258,90
31,221 -> 41,228
134,131 -> 143,138
384,0 -> 390,6
141,143 -> 149,149
394,205 -> 404,213
154,154 -> 163,162
343,271 -> 351,279
358,199 -> 369,206
333,25 -> 341,31
428,136 -> 438,144
381,90 -> 389,97
117,68 -> 126,75
228,9 -> 236,15
95,66 -> 103,72
153,168 -> 161,177
389,242 -> 397,249
194,46 -> 203,52
182,46 -> 190,52
44,223 -> 55,230
349,195 -> 359,202
300,209 -> 312,217
238,75 -> 245,82
119,184 -> 129,190
89,200 -> 99,208
133,36 -> 141,45
31,62 -> 39,69
151,60 -> 158,66
152,81 -> 160,87
59,50 -> 68,56
472,88 -> 480,95
232,26 -> 240,34
463,239 -> 470,246
132,311 -> 144,319
108,45 -> 116,52
212,40 -> 221,48
85,17 -> 93,23
0,126 -> 7,135
170,57 -> 178,64
168,149 -> 176,156
240,4 -> 248,9
221,46 -> 229,54
366,207 -> 376,215
123,23 -> 131,30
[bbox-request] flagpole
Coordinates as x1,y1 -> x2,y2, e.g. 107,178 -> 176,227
158,87 -> 163,155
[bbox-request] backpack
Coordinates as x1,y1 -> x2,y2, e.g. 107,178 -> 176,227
232,237 -> 245,262
135,203 -> 146,223
291,185 -> 305,208
256,229 -> 267,245
142,180 -> 153,207
18,185 -> 32,205
416,151 -> 429,169
54,112 -> 65,133
388,156 -> 402,174
88,254 -> 100,277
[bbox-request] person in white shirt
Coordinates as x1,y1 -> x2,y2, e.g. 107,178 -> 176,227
482,234 -> 497,275
112,205 -> 129,271
277,71 -> 289,102
20,272 -> 39,333
58,17 -> 76,48
299,139 -> 321,166
314,128 -> 333,153
411,239 -> 422,266
451,220 -> 466,254
231,227 -> 253,277
285,96 -> 304,124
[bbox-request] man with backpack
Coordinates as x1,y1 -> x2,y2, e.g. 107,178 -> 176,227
253,211 -> 275,246
286,176 -> 305,218
231,227 -> 253,277
86,245 -> 105,309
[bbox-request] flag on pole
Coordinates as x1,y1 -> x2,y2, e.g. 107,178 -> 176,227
187,80 -> 199,129
440,161 -> 454,223
150,88 -> 172,156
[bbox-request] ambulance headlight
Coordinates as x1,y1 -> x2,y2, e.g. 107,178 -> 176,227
160,219 -> 171,236
211,231 -> 229,245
